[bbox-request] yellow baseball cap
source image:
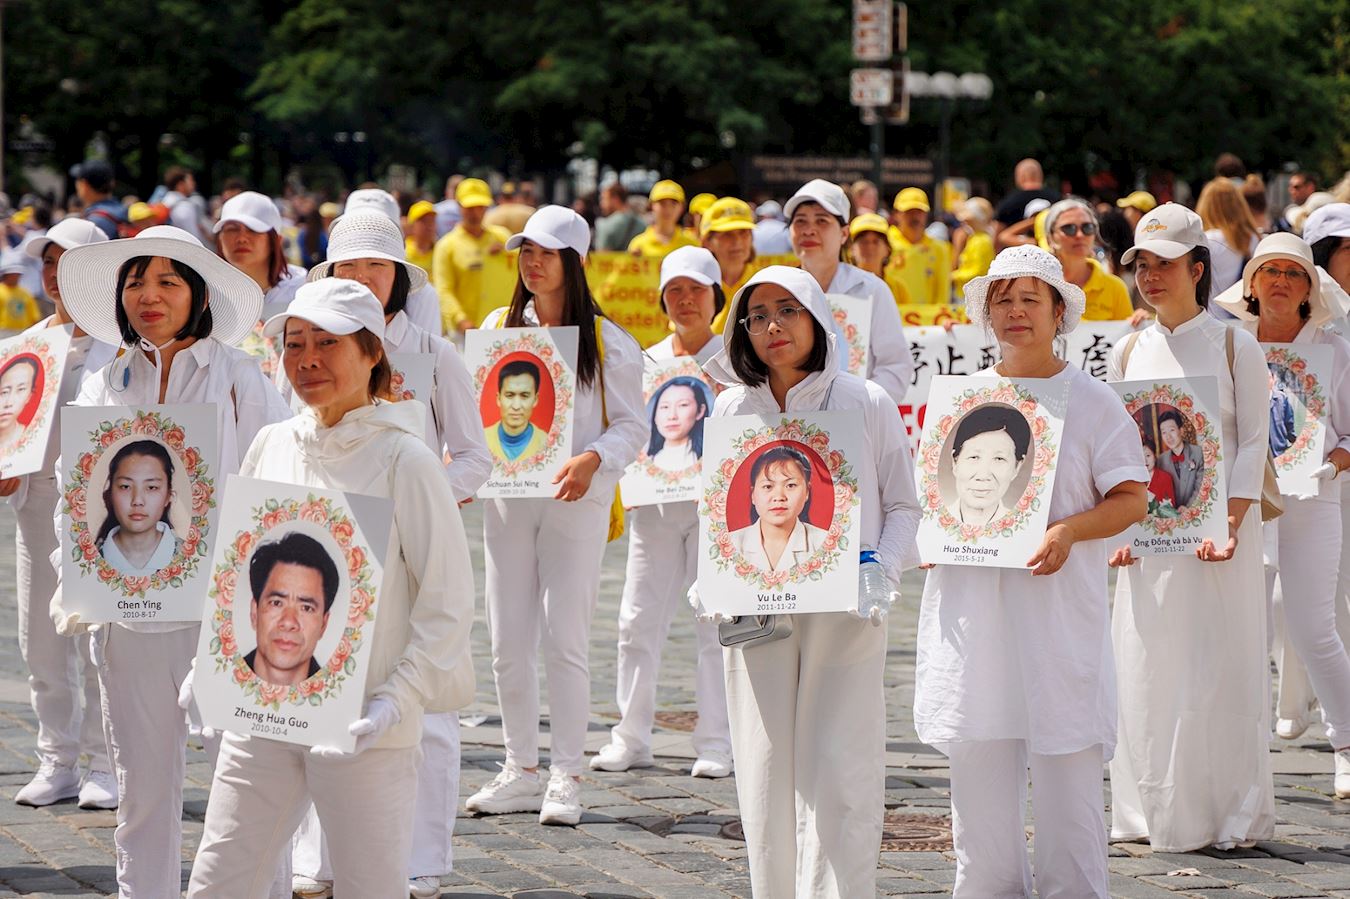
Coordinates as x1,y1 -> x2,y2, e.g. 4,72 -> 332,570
700,197 -> 755,237
128,202 -> 157,223
893,187 -> 931,213
455,178 -> 493,209
689,193 -> 717,217
407,200 -> 436,224
649,180 -> 685,204
1116,190 -> 1158,214
848,213 -> 890,240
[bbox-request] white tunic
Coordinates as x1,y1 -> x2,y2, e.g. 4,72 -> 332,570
1106,311 -> 1275,851
825,263 -> 914,404
913,364 -> 1147,756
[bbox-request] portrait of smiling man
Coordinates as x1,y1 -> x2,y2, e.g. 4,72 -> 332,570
244,531 -> 340,687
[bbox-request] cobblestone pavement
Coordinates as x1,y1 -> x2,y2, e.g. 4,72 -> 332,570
0,503 -> 1347,897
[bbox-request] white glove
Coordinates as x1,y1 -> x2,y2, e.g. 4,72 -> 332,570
177,659 -> 216,740
311,696 -> 401,759
54,609 -> 92,638
1313,462 -> 1340,481
687,582 -> 727,625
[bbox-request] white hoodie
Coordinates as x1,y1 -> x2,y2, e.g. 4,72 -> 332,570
239,399 -> 475,749
704,266 -> 921,585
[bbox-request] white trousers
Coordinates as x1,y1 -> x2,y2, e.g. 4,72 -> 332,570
611,504 -> 731,757
188,732 -> 418,898
724,612 -> 886,899
947,740 -> 1108,899
292,711 -> 460,879
484,494 -> 609,775
15,478 -> 107,771
97,625 -> 199,898
1268,495 -> 1350,747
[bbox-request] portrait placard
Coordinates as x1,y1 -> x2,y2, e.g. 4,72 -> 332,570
386,351 -> 437,450
1262,343 -> 1331,499
193,476 -> 394,750
826,292 -> 872,377
1109,377 -> 1228,555
60,404 -> 220,622
467,326 -> 578,498
698,411 -> 863,617
0,325 -> 73,479
620,357 -> 717,507
915,376 -> 1068,567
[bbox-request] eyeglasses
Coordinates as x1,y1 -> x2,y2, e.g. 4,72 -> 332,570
1057,223 -> 1096,237
740,305 -> 806,335
1255,264 -> 1311,283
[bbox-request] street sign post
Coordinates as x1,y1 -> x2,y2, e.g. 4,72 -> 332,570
850,68 -> 893,108
852,0 -> 892,62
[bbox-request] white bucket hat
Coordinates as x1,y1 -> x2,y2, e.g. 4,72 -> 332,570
212,191 -> 282,234
1121,203 -> 1207,265
659,246 -> 721,293
506,205 -> 590,259
962,245 -> 1087,334
1213,232 -> 1347,326
56,224 -> 264,346
263,279 -> 386,342
305,212 -> 429,293
341,188 -> 400,226
24,217 -> 109,258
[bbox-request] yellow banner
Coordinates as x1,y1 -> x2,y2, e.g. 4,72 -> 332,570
585,253 -> 670,348
896,304 -> 969,327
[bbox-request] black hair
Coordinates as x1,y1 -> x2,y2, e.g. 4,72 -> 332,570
506,247 -> 616,389
1312,235 -> 1346,272
724,284 -> 830,388
951,405 -> 1031,462
249,531 -> 340,614
497,358 -> 541,392
747,445 -> 813,524
0,354 -> 39,386
1141,434 -> 1158,455
114,256 -> 213,345
1158,409 -> 1185,431
1097,209 -> 1134,273
1187,245 -> 1213,309
646,376 -> 708,458
95,440 -> 177,548
659,282 -> 727,319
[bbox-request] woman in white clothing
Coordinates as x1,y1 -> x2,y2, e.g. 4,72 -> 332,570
465,206 -> 645,826
340,188 -> 444,335
215,190 -> 307,315
51,225 -> 292,898
914,247 -> 1148,898
5,218 -> 115,810
1108,203 -> 1276,851
186,279 -> 476,898
785,178 -> 914,402
1214,232 -> 1350,798
698,265 -> 920,898
591,246 -> 733,779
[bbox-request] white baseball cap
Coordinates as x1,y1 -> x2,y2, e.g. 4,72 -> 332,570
24,217 -> 109,259
962,245 -> 1087,334
659,246 -> 721,293
263,278 -> 386,341
212,191 -> 282,234
784,179 -> 849,220
1121,202 -> 1208,264
1302,203 -> 1350,248
506,205 -> 591,259
306,212 -> 429,292
0,249 -> 27,276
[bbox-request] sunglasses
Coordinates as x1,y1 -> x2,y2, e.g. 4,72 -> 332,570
1056,223 -> 1096,237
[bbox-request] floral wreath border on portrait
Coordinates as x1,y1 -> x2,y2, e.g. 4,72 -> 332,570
1121,382 -> 1223,536
918,382 -> 1059,543
62,411 -> 215,599
1266,347 -> 1326,473
207,493 -> 378,710
388,368 -> 417,403
473,333 -> 573,477
2,334 -> 64,464
239,321 -> 280,381
701,418 -> 859,590
830,303 -> 867,375
636,357 -> 713,486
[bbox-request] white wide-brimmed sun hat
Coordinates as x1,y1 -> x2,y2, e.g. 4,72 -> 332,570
1213,232 -> 1348,326
56,224 -> 264,347
305,212 -> 429,293
962,245 -> 1087,334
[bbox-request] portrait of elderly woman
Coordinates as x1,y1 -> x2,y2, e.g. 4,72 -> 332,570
942,404 -> 1033,526
727,444 -> 830,573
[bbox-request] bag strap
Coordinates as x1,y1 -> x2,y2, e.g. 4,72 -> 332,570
595,317 -> 609,427
1224,324 -> 1236,377
1119,329 -> 1142,373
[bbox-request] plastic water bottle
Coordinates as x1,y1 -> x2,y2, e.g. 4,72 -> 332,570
858,550 -> 893,620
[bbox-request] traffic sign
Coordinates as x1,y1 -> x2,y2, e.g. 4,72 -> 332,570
852,0 -> 892,62
851,68 -> 894,108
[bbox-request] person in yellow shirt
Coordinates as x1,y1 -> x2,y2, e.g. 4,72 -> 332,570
846,213 -> 909,305
886,187 -> 952,305
628,180 -> 699,258
404,200 -> 437,275
687,193 -> 717,241
431,178 -> 511,333
1044,198 -> 1132,320
952,198 -> 996,300
702,198 -> 759,332
0,251 -> 41,331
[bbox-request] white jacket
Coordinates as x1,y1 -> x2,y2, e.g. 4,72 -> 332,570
705,266 -> 921,585
240,400 -> 475,749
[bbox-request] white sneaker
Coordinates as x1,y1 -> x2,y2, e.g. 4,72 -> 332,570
291,875 -> 332,898
588,742 -> 655,772
691,750 -> 734,779
77,770 -> 118,810
539,771 -> 583,826
1276,703 -> 1317,739
409,874 -> 441,897
464,761 -> 544,814
15,762 -> 81,806
1335,748 -> 1350,799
